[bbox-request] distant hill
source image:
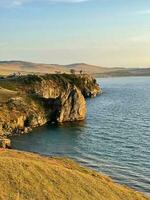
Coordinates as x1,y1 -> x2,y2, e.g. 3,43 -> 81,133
0,60 -> 150,77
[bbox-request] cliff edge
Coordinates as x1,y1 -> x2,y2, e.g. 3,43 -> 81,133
0,74 -> 101,137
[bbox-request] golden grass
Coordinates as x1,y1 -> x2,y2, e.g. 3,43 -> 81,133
0,150 -> 149,200
0,87 -> 17,102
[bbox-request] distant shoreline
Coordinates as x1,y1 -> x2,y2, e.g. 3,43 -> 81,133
0,60 -> 150,77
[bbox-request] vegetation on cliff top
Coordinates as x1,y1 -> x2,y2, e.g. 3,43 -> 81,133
0,149 -> 149,200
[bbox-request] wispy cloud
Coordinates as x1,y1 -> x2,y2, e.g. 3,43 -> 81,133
127,34 -> 150,45
12,0 -> 25,6
48,0 -> 88,2
0,0 -> 89,7
135,9 -> 150,15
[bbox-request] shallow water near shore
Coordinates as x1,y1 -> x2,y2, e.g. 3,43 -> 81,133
11,77 -> 150,195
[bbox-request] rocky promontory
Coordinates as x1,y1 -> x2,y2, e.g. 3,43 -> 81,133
0,74 -> 101,138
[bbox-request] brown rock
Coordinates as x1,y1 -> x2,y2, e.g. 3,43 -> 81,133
0,138 -> 11,149
57,86 -> 86,122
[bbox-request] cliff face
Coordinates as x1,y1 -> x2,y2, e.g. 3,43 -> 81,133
62,74 -> 102,97
0,74 -> 101,137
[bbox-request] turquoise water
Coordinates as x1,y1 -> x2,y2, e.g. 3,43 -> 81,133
11,77 -> 150,194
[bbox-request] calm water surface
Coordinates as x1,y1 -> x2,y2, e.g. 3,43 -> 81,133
11,77 -> 150,194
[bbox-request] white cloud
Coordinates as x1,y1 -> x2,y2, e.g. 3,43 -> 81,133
128,35 -> 148,42
0,0 -> 89,7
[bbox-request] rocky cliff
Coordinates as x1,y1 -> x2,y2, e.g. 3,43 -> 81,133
0,74 -> 101,138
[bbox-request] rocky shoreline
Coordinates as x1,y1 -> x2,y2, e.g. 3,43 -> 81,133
0,74 -> 101,147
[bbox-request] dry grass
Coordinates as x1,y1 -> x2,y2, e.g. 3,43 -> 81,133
0,149 -> 149,200
0,87 -> 17,102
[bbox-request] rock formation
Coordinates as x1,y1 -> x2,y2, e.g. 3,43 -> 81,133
0,74 -> 101,140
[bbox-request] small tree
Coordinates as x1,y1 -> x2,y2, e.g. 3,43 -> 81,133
80,70 -> 83,75
70,69 -> 76,74
55,71 -> 61,74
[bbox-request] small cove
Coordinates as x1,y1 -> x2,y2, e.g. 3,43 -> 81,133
11,77 -> 150,195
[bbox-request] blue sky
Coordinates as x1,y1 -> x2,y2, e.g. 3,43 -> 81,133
0,0 -> 150,67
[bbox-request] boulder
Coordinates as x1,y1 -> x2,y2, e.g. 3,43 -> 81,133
0,138 -> 11,149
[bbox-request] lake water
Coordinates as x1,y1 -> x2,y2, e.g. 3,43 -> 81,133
11,77 -> 150,195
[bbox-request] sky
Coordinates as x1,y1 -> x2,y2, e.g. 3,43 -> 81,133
0,0 -> 150,67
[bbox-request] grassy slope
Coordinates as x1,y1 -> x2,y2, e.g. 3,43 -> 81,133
0,150 -> 149,200
0,87 -> 17,102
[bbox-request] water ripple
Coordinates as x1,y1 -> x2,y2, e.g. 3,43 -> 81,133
11,77 -> 150,195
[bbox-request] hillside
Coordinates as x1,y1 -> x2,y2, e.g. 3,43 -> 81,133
1,61 -> 149,77
0,61 -> 113,75
0,61 -> 69,75
0,149 -> 149,200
